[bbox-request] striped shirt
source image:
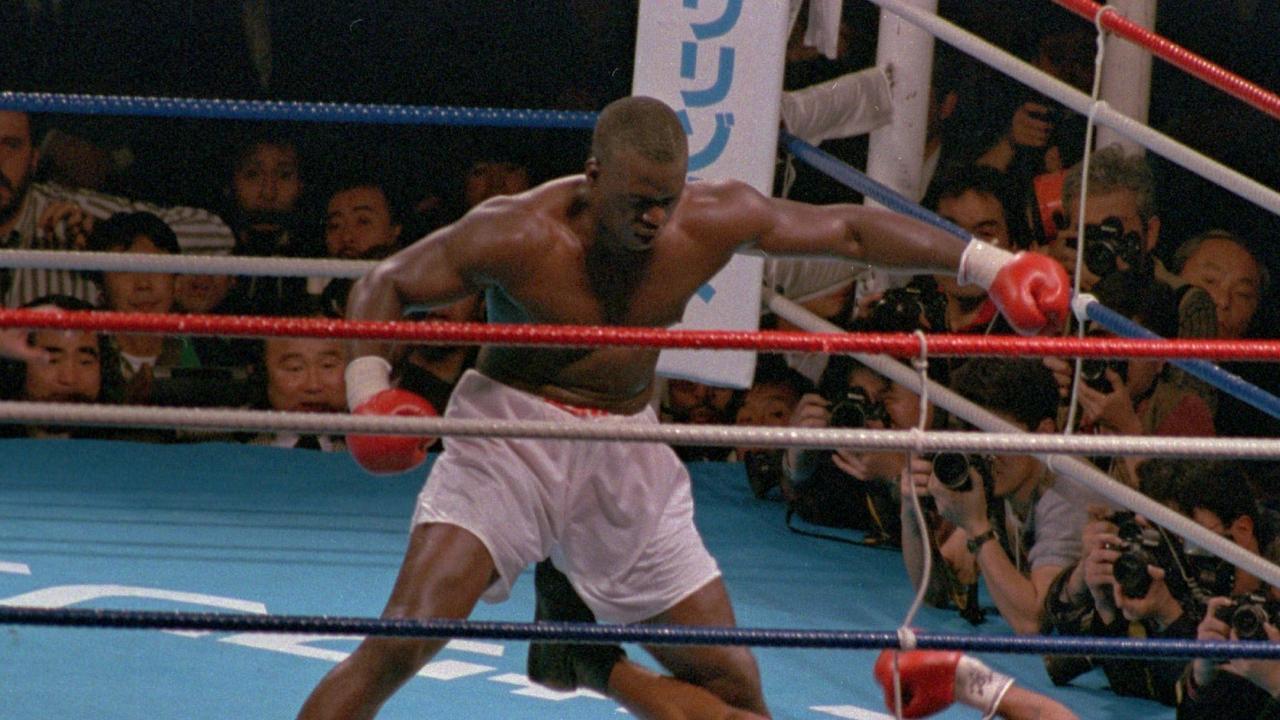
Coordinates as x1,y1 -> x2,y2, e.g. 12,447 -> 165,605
1,182 -> 235,307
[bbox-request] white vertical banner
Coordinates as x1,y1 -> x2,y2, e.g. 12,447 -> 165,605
633,0 -> 789,389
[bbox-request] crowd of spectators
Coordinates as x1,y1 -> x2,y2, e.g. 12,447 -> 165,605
4,2 -> 1280,717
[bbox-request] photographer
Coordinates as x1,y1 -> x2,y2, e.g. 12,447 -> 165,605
783,302 -> 949,540
1043,507 -> 1202,705
1163,462 -> 1280,719
899,358 -> 1089,635
784,354 -> 898,538
1060,273 -> 1216,486
735,357 -> 813,499
1179,597 -> 1280,720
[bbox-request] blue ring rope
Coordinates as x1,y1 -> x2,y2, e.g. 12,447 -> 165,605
781,131 -> 970,237
1085,300 -> 1280,420
781,130 -> 1280,423
0,91 -> 598,128
3,605 -> 1279,660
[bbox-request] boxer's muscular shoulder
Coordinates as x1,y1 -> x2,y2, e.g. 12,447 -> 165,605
678,179 -> 772,243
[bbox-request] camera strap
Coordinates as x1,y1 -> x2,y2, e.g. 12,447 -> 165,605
782,505 -> 900,551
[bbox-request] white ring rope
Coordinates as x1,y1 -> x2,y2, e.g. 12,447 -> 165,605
761,287 -> 1280,604
0,249 -> 375,278
899,329 -> 933,650
864,0 -> 1280,219
1062,5 -> 1113,436
6,400 -> 1280,459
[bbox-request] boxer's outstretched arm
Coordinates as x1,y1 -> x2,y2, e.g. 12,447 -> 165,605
690,180 -> 967,274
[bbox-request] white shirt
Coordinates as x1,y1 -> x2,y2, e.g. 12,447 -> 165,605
2,181 -> 235,307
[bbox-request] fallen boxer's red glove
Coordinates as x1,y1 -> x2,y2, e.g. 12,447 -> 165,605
874,649 -> 1014,718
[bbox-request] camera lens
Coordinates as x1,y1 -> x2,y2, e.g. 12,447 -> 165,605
1113,552 -> 1153,599
932,453 -> 974,492
1232,604 -> 1270,642
1083,240 -> 1118,278
1080,359 -> 1113,393
829,387 -> 879,429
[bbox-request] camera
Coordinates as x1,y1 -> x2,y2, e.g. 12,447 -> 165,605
1213,593 -> 1280,641
1066,216 -> 1143,278
1079,358 -> 1128,393
866,282 -> 947,334
931,452 -> 994,494
1107,511 -> 1172,599
1184,543 -> 1237,599
743,449 -> 786,500
827,386 -> 888,430
149,366 -> 253,407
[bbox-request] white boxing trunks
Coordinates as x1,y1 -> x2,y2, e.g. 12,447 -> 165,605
412,370 -> 721,624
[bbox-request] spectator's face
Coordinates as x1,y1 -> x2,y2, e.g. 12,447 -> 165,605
733,380 -> 801,458
0,111 -> 37,224
264,337 -> 348,412
987,414 -> 1049,499
464,161 -> 531,208
174,274 -> 233,314
881,381 -> 919,429
735,382 -> 799,428
232,143 -> 301,219
1053,189 -> 1155,290
24,329 -> 101,403
1192,506 -> 1262,596
100,235 -> 177,314
666,379 -> 735,424
936,190 -> 1013,298
1179,237 -> 1262,339
324,186 -> 401,259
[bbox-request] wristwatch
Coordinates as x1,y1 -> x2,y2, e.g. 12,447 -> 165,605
966,528 -> 998,555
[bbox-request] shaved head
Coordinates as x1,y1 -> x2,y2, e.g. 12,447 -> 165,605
591,96 -> 688,166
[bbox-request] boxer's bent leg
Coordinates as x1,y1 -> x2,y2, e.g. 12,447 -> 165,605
641,577 -> 768,717
297,522 -> 497,720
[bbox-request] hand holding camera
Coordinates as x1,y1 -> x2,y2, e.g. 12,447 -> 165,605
1211,593 -> 1280,642
926,453 -> 994,533
1079,511 -> 1123,616
1105,511 -> 1169,600
1075,359 -> 1141,434
824,386 -> 899,483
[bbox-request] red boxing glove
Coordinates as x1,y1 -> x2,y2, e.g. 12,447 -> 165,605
874,649 -> 1014,719
348,388 -> 438,475
987,252 -> 1070,336
875,649 -> 959,718
957,240 -> 1070,336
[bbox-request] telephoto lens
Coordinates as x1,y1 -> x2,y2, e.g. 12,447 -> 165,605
932,453 -> 976,492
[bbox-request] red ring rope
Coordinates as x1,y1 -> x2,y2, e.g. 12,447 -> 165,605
5,308 -> 1280,360
1054,0 -> 1280,122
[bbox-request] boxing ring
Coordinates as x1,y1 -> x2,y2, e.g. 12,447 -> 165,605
2,439 -> 1167,720
5,0 -> 1280,718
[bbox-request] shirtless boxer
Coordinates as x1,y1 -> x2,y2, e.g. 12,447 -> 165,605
298,95 -> 1069,719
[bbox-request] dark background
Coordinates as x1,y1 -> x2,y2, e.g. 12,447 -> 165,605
2,0 -> 1279,274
